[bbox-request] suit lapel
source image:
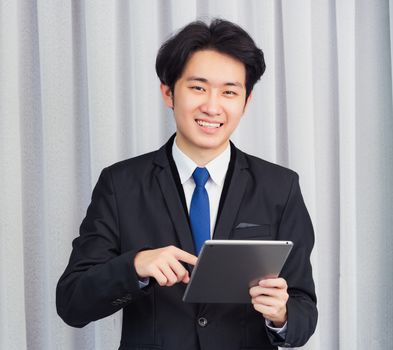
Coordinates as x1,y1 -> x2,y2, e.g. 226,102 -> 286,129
213,147 -> 249,240
154,143 -> 195,255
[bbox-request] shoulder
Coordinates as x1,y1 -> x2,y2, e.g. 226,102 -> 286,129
107,150 -> 158,172
240,150 -> 299,184
99,149 -> 162,187
236,149 -> 304,208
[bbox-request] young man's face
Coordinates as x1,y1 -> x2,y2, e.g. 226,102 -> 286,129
161,49 -> 251,162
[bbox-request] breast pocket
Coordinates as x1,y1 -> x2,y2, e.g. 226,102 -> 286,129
231,223 -> 272,240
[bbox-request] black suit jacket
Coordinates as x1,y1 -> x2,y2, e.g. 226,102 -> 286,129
56,136 -> 317,350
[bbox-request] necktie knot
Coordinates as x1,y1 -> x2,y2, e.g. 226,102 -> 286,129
192,167 -> 209,187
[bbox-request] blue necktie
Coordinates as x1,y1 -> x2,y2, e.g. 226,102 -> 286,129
190,167 -> 210,255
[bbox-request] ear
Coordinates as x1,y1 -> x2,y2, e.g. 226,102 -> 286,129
243,92 -> 253,113
160,84 -> 174,108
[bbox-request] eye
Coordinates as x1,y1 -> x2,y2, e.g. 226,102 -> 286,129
223,90 -> 237,96
190,86 -> 206,92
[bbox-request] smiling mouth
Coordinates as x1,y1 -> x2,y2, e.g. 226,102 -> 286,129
196,119 -> 223,128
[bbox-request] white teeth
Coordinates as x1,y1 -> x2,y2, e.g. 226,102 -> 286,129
197,120 -> 221,128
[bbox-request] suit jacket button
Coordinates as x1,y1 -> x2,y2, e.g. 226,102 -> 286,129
198,317 -> 208,327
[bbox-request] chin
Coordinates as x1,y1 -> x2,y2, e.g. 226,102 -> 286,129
195,139 -> 226,151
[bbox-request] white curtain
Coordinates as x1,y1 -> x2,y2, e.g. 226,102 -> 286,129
1,0 -> 392,349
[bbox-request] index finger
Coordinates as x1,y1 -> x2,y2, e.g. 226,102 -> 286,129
172,247 -> 198,266
259,277 -> 287,288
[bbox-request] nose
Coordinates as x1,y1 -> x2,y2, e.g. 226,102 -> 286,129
200,91 -> 223,116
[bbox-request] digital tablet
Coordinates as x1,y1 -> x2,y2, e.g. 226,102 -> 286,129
182,240 -> 293,303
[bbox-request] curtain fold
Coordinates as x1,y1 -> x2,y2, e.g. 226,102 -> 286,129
1,1 -> 27,349
1,1 -> 392,349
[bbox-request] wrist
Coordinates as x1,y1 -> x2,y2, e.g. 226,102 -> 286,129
272,320 -> 286,328
272,313 -> 287,328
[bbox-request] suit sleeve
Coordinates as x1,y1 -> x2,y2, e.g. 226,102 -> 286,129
267,173 -> 318,348
56,168 -> 150,328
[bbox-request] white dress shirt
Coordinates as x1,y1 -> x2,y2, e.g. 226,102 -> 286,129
172,139 -> 230,236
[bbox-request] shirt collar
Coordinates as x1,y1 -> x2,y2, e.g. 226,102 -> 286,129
172,138 -> 230,187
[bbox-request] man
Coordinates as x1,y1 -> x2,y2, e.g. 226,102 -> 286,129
57,19 -> 317,349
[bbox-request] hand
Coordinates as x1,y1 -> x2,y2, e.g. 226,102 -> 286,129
249,278 -> 289,327
134,246 -> 197,287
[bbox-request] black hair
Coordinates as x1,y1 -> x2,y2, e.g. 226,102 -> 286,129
155,18 -> 266,100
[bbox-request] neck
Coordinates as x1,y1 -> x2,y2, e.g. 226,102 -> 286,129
175,138 -> 229,167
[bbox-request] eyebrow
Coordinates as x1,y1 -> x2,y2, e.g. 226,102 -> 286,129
186,76 -> 244,88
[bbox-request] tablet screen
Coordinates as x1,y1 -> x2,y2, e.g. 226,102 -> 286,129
183,240 -> 293,303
